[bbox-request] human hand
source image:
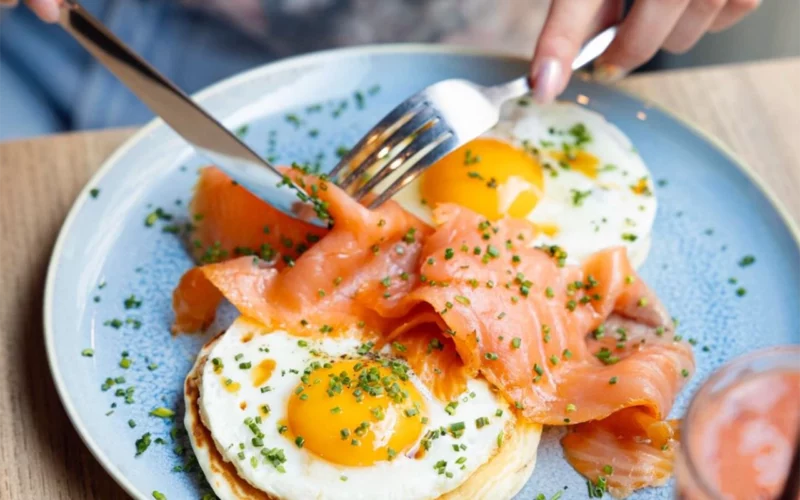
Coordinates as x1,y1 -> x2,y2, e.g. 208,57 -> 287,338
0,0 -> 60,22
530,0 -> 760,103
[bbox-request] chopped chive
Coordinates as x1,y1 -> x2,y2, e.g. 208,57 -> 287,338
135,433 -> 152,456
149,407 -> 175,419
738,255 -> 756,267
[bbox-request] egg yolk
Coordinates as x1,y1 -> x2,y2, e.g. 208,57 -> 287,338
421,138 -> 544,220
223,379 -> 241,393
535,222 -> 560,237
251,359 -> 276,387
287,359 -> 426,466
549,149 -> 600,179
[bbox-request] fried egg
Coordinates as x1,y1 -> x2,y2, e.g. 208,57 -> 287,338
393,100 -> 656,268
188,317 -> 533,500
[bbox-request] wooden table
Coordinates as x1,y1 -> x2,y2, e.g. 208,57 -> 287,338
1,57 -> 798,499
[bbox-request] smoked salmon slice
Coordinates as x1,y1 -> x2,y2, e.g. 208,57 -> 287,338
400,205 -> 693,425
381,312 -> 470,402
174,167 -> 431,334
172,166 -> 695,498
188,166 -> 327,266
562,408 -> 680,498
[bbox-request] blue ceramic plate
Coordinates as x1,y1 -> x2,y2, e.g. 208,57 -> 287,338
45,46 -> 800,500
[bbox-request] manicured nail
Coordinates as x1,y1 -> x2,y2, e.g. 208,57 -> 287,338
593,63 -> 626,83
532,58 -> 562,104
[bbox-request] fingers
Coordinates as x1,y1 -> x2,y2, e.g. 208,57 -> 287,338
530,0 -> 607,104
0,0 -> 20,8
25,0 -> 60,22
709,0 -> 760,32
663,0 -> 726,53
530,0 -> 760,101
595,0 -> 692,78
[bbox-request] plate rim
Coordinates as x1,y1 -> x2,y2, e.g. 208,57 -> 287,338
43,43 -> 800,500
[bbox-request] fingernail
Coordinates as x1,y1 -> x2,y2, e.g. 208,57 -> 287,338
532,57 -> 562,104
593,63 -> 626,83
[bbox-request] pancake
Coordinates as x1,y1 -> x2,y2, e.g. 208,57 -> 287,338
184,332 -> 542,500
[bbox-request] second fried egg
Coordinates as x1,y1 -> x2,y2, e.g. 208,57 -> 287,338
198,318 -> 513,500
393,100 -> 656,268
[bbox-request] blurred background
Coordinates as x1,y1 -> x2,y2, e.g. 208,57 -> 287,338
0,0 -> 797,142
644,0 -> 799,70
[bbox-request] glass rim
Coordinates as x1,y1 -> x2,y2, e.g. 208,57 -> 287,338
679,345 -> 800,499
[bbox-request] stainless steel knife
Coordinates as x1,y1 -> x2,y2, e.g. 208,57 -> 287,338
58,0 -> 320,224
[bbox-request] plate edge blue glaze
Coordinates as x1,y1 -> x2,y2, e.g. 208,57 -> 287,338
43,44 -> 800,500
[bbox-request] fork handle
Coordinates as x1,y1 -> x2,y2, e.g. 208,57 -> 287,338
483,77 -> 530,106
484,25 -> 618,107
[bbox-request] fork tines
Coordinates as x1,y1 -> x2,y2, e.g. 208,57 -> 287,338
329,91 -> 457,208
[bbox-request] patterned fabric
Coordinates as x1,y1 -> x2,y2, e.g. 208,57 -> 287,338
181,0 -> 548,55
0,0 -> 548,138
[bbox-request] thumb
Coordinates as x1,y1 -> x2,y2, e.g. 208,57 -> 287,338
26,0 -> 61,23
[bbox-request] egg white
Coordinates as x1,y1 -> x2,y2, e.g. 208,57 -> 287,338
195,317 -> 513,500
502,100 -> 656,268
393,100 -> 656,269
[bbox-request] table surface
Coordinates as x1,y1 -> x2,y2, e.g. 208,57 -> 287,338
1,57 -> 798,500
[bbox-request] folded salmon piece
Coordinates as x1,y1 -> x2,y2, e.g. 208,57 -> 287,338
172,166 -> 694,498
173,166 -> 431,334
398,205 -> 694,425
188,166 -> 328,266
380,312 -> 470,403
562,408 -> 680,498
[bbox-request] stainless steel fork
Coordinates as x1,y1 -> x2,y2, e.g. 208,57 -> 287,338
329,27 -> 618,208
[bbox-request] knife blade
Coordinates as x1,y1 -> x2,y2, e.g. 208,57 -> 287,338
58,0 -> 324,226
